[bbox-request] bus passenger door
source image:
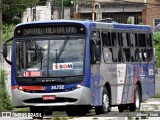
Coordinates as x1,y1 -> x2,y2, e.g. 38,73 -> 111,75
90,31 -> 101,106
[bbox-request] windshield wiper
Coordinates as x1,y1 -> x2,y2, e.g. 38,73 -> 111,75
56,36 -> 70,60
30,38 -> 43,60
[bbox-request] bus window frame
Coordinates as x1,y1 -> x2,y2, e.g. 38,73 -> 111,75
101,30 -> 154,64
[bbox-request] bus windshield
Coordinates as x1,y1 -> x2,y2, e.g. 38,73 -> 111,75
15,36 -> 85,77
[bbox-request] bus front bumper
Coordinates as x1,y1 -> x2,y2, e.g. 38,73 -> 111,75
12,86 -> 91,107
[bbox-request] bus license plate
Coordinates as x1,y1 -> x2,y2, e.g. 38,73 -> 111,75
42,95 -> 56,100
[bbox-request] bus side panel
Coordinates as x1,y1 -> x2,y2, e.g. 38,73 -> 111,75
140,63 -> 155,102
121,64 -> 134,104
90,68 -> 101,106
148,64 -> 156,97
100,63 -> 127,105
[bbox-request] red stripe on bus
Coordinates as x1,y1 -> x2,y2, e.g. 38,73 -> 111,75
132,66 -> 138,102
12,85 -> 19,90
22,86 -> 42,90
12,85 -> 43,90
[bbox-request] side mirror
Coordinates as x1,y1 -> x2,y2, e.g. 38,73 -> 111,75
3,44 -> 7,58
3,37 -> 13,65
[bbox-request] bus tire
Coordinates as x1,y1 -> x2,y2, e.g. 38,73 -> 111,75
45,109 -> 53,115
129,85 -> 141,112
95,87 -> 110,115
118,105 -> 128,112
118,105 -> 124,112
66,106 -> 76,116
30,106 -> 44,119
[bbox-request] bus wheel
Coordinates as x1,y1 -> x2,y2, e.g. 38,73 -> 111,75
118,105 -> 124,112
30,107 -> 44,119
129,85 -> 141,112
66,106 -> 76,116
45,109 -> 53,115
118,105 -> 128,112
95,87 -> 110,115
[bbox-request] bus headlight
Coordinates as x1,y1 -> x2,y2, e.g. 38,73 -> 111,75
76,84 -> 82,89
18,86 -> 24,91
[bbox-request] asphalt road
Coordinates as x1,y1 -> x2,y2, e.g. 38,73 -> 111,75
1,98 -> 160,120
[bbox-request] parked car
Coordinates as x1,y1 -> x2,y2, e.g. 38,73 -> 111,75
155,24 -> 160,32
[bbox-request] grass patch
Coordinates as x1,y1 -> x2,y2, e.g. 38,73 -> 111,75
92,117 -> 98,120
152,93 -> 160,98
53,117 -> 62,120
13,107 -> 30,112
53,117 -> 69,120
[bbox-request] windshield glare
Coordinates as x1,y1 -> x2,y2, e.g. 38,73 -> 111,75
15,36 -> 85,77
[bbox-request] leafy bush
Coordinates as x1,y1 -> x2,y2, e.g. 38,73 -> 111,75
3,24 -> 15,43
153,32 -> 160,68
0,70 -> 13,111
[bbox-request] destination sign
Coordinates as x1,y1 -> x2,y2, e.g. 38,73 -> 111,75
15,24 -> 86,36
23,27 -> 77,35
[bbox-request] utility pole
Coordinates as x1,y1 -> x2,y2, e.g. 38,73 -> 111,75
0,0 -> 2,47
0,0 -> 3,69
92,0 -> 95,21
61,0 -> 64,19
50,0 -> 55,20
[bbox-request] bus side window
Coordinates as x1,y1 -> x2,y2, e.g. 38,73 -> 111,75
146,34 -> 152,47
112,48 -> 122,62
102,32 -> 111,46
130,48 -> 139,62
111,32 -> 119,47
121,33 -> 129,47
130,33 -> 136,46
142,49 -> 147,62
139,48 -> 147,62
138,34 -> 146,47
103,48 -> 113,63
122,48 -> 131,62
147,49 -> 153,62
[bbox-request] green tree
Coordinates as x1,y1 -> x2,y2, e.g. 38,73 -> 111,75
3,24 -> 14,42
2,0 -> 39,24
153,32 -> 160,68
56,0 -> 74,7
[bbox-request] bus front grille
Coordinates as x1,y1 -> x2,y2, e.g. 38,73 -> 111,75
23,97 -> 77,104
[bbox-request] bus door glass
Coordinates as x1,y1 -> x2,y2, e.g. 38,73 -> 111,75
90,31 -> 101,75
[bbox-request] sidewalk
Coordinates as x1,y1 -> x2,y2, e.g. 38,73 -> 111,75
68,117 -> 127,120
68,98 -> 160,120
141,98 -> 160,111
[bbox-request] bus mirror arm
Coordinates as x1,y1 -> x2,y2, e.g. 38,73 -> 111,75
3,37 -> 13,65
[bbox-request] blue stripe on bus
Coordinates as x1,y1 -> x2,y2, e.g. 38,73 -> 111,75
113,24 -> 151,32
11,39 -> 17,86
83,22 -> 91,88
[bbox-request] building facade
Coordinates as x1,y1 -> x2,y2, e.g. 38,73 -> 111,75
78,0 -> 160,29
22,0 -> 160,29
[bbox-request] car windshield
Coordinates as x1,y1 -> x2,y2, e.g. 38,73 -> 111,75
15,36 -> 85,77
